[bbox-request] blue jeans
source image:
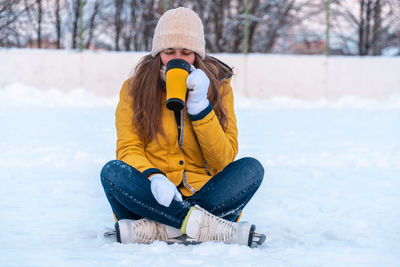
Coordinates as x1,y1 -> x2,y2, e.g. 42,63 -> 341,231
100,157 -> 264,229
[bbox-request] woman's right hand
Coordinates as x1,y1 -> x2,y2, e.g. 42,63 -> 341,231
186,66 -> 210,115
149,174 -> 183,207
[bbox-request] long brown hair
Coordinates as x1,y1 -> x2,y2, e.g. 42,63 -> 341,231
128,53 -> 233,142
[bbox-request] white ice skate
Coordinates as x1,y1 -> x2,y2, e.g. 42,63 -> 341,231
185,205 -> 266,247
115,218 -> 182,244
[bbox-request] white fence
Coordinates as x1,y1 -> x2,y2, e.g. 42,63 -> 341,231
1,49 -> 399,99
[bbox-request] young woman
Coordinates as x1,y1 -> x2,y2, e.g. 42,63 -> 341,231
100,7 -> 265,247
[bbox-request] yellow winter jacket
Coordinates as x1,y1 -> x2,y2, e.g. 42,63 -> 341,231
115,77 -> 238,197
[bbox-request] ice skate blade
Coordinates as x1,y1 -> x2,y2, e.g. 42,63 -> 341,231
251,232 -> 266,248
105,231 -> 200,245
168,235 -> 202,246
104,230 -> 116,237
104,229 -> 263,247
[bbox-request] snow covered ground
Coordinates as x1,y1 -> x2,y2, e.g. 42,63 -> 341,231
1,84 -> 399,266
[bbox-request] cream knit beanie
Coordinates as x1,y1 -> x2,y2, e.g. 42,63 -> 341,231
151,7 -> 206,59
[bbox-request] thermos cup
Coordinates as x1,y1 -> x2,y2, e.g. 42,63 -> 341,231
165,59 -> 191,111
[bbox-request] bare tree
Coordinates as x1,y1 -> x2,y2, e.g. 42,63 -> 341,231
332,0 -> 400,55
191,0 -> 238,53
0,0 -> 25,46
85,0 -> 100,49
70,0 -> 84,49
0,1 -> 17,31
2,0 -> 397,54
54,0 -> 62,48
36,0 -> 42,47
114,0 -> 124,50
122,0 -> 158,51
120,0 -> 134,51
190,0 -> 322,54
21,0 -> 42,47
250,0 -> 323,53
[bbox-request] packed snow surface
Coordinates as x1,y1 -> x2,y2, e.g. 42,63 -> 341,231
1,84 -> 399,266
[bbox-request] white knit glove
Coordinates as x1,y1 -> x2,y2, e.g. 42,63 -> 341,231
149,174 -> 183,207
186,66 -> 210,115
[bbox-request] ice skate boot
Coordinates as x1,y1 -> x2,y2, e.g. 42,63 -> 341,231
184,205 -> 266,247
115,218 -> 182,244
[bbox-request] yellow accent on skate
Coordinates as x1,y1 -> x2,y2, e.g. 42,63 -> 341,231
180,206 -> 196,234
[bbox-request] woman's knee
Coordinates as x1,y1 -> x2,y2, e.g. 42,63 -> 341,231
101,160 -> 118,178
100,160 -> 144,189
100,160 -> 128,184
238,157 -> 265,184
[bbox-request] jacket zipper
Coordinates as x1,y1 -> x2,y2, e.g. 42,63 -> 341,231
179,109 -> 196,193
204,160 -> 212,176
183,171 -> 196,193
179,109 -> 184,148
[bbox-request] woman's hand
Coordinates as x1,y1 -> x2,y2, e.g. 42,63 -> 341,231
186,66 -> 210,115
149,174 -> 183,207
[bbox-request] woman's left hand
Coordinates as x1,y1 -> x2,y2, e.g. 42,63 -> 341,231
149,174 -> 182,207
186,66 -> 210,115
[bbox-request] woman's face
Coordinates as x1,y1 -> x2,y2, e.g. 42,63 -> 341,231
160,48 -> 195,66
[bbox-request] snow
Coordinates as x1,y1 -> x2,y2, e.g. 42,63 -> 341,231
1,84 -> 399,266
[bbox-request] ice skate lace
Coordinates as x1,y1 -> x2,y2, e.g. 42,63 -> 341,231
196,207 -> 237,242
133,219 -> 169,243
